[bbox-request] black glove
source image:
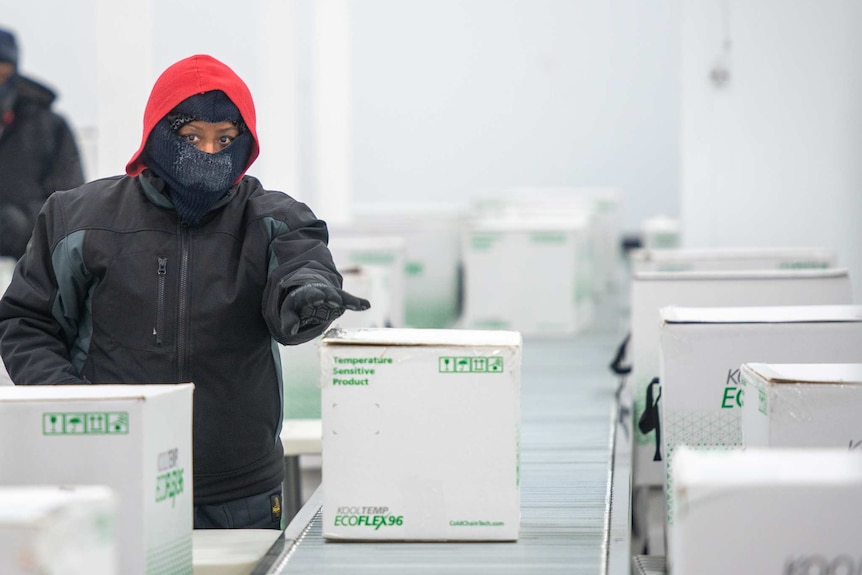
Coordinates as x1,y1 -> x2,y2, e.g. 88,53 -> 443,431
281,282 -> 371,335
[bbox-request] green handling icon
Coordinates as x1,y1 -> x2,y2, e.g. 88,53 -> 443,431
108,413 -> 129,434
43,411 -> 130,435
65,414 -> 86,434
87,413 -> 107,434
438,356 -> 504,374
439,357 -> 455,372
45,413 -> 61,434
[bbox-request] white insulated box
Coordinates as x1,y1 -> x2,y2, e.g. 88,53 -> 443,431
332,204 -> 465,329
628,268 -> 852,488
461,215 -> 592,336
640,215 -> 680,249
629,246 -> 836,274
0,485 -> 117,575
669,447 -> 862,575
471,186 -> 623,296
337,266 -> 392,330
740,362 -> 862,448
280,267 -> 391,420
320,328 -> 521,541
659,305 -> 862,548
328,234 -> 407,328
0,384 -> 194,575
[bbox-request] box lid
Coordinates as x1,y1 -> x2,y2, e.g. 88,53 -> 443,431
674,447 -> 862,486
630,247 -> 835,263
0,383 -> 194,402
328,234 -> 407,251
634,268 -> 849,282
467,215 -> 589,232
0,486 -> 115,523
660,305 -> 862,325
321,327 -> 521,347
743,363 -> 862,385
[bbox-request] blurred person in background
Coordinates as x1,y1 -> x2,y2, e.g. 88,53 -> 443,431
0,27 -> 84,259
0,54 -> 369,528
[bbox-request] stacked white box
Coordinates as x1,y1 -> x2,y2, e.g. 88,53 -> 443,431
471,186 -> 623,295
670,448 -> 862,575
280,266 -> 390,420
629,268 -> 852,489
320,328 -> 521,541
332,204 -> 465,328
462,215 -> 592,335
659,305 -> 862,550
337,266 -> 392,330
328,234 -> 407,328
0,485 -> 117,575
0,384 -> 194,575
740,362 -> 862,448
630,246 -> 836,274
641,215 -> 680,249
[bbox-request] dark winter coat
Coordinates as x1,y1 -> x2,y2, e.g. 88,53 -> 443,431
0,55 -> 343,505
0,170 -> 342,503
0,75 -> 84,258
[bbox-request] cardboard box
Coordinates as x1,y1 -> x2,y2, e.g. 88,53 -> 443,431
630,247 -> 836,274
191,529 -> 282,575
0,384 -> 194,575
280,267 -> 389,420
461,215 -> 592,335
629,268 -> 852,488
328,234 -> 407,328
337,266 -> 393,330
332,204 -> 465,328
659,306 -> 862,545
740,362 -> 862,448
669,447 -> 862,575
471,186 -> 623,294
320,328 -> 521,541
0,485 -> 117,575
641,215 -> 680,249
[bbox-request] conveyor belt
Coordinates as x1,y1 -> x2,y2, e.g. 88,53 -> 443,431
253,296 -> 632,574
632,555 -> 667,575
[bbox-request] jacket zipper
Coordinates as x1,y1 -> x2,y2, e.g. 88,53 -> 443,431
178,225 -> 191,383
154,257 -> 167,345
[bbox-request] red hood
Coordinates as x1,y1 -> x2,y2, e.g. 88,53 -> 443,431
125,54 -> 260,179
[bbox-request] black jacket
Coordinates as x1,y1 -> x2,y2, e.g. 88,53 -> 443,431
0,171 -> 342,504
0,75 -> 84,258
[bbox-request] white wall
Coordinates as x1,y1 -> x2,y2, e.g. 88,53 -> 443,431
348,0 -> 679,232
679,0 -> 862,301
1,0 -> 679,233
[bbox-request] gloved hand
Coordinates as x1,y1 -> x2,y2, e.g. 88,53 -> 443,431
281,282 -> 371,335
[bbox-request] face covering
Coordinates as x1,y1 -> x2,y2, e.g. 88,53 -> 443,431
143,106 -> 252,227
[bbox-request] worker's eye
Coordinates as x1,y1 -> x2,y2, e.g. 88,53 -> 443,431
218,135 -> 235,146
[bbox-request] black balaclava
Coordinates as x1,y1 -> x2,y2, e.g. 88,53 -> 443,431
143,90 -> 253,227
0,29 -> 20,120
